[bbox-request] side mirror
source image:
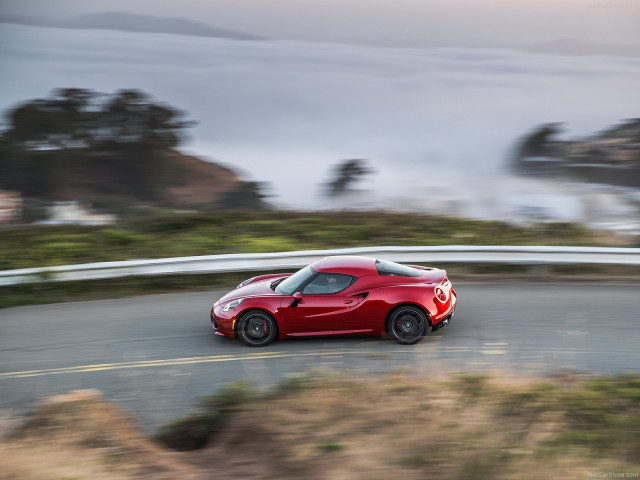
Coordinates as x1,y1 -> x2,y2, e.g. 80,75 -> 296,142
290,291 -> 303,307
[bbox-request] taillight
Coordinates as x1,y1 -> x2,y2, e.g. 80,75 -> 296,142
435,287 -> 447,302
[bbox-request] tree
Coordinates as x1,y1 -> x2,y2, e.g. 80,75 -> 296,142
0,88 -> 194,200
510,123 -> 564,175
217,181 -> 271,210
515,123 -> 563,159
96,90 -> 192,150
324,159 -> 374,197
3,89 -> 100,151
0,88 -> 192,151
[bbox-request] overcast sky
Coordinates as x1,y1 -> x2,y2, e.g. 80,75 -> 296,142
1,0 -> 639,47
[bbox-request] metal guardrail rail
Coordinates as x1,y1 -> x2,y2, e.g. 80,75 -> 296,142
1,246 -> 639,286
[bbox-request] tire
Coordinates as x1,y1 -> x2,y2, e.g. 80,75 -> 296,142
236,310 -> 278,347
387,306 -> 428,345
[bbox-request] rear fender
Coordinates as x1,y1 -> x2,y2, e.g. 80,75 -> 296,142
350,285 -> 436,332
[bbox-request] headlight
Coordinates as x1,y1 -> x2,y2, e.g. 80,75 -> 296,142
222,298 -> 244,312
237,277 -> 256,289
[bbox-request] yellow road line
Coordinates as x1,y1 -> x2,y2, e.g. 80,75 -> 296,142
1,346 -> 512,379
0,351 -> 285,377
0,350 -> 367,379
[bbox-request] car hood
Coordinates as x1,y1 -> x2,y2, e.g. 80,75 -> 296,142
219,276 -> 286,303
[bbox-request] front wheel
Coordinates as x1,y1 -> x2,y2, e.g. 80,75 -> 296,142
236,310 -> 278,347
388,306 -> 428,345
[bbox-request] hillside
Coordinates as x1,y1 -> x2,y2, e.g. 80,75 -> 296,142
160,152 -> 240,207
1,149 -> 241,209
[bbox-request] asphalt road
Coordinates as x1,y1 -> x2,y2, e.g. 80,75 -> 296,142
1,284 -> 639,432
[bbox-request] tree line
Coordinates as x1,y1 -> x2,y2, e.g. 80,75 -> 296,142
0,88 -> 373,212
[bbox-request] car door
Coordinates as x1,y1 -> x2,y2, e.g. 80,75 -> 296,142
280,273 -> 358,336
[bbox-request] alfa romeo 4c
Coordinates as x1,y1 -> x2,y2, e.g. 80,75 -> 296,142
210,255 -> 457,346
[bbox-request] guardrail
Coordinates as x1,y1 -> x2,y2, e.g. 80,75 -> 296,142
1,246 -> 639,286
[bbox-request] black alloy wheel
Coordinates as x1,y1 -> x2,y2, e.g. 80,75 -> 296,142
388,306 -> 428,345
237,310 -> 278,347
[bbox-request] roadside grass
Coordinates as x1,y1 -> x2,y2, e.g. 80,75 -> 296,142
316,441 -> 347,453
0,211 -> 604,271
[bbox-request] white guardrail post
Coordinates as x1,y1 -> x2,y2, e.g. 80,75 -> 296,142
0,246 -> 639,286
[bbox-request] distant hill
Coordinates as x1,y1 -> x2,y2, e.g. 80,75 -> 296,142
0,11 -> 263,41
3,15 -> 638,58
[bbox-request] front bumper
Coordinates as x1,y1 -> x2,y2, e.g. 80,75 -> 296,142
210,303 -> 236,338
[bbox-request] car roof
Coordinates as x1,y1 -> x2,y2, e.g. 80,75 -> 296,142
312,255 -> 378,277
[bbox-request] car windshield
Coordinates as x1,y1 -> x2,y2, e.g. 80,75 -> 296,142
375,259 -> 421,277
275,265 -> 316,294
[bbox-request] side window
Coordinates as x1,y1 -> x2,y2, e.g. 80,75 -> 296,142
302,273 -> 354,295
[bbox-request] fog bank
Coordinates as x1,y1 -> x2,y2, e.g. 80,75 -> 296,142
1,23 -> 639,220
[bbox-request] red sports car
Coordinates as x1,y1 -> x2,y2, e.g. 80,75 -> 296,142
210,255 -> 457,346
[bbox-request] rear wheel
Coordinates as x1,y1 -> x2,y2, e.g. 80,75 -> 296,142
236,310 -> 278,347
388,306 -> 428,345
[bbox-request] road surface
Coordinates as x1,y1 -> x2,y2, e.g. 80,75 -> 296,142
1,284 -> 638,431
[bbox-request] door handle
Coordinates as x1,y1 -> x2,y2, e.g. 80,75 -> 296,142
344,300 -> 354,304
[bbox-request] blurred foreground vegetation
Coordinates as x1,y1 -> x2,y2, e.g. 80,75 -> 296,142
4,372 -> 639,479
0,211 -> 601,271
154,372 -> 640,478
